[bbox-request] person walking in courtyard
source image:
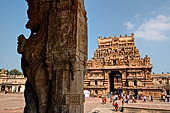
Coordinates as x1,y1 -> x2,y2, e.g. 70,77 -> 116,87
127,94 -> 130,101
104,96 -> 107,104
132,96 -> 135,103
163,95 -> 165,102
108,93 -> 112,102
167,95 -> 169,102
125,94 -> 129,104
115,102 -> 118,112
102,96 -> 107,104
149,95 -> 151,101
143,95 -> 146,102
108,93 -> 111,98
151,95 -> 153,102
110,94 -> 113,102
102,97 -> 104,104
112,100 -> 115,111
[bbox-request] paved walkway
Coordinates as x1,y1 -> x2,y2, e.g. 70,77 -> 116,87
1,93 -> 170,113
0,93 -> 25,113
84,98 -> 101,113
87,98 -> 122,113
125,99 -> 170,111
87,98 -> 170,113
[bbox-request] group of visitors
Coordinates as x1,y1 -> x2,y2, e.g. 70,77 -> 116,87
108,92 -> 125,112
161,94 -> 170,102
101,92 -> 170,112
103,92 -> 123,111
148,95 -> 153,102
103,92 -> 157,112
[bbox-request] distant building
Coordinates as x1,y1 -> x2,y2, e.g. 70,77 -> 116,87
84,33 -> 163,97
152,73 -> 170,95
0,68 -> 26,93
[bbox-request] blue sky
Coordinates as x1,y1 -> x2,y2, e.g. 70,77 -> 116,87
0,0 -> 170,73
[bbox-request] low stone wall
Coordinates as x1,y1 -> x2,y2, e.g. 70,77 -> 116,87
123,107 -> 170,113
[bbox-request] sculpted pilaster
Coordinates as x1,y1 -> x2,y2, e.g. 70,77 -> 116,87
18,0 -> 87,113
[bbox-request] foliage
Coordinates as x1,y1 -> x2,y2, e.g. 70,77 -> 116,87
7,70 -> 9,75
9,69 -> 23,75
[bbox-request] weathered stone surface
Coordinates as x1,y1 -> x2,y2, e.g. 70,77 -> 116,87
17,0 -> 87,113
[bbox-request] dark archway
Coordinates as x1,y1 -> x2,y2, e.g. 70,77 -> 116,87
109,73 -> 114,92
134,89 -> 138,97
18,86 -> 21,92
166,89 -> 169,95
109,71 -> 122,94
1,85 -> 5,91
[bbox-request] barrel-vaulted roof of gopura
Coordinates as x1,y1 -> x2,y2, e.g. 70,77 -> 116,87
87,33 -> 152,69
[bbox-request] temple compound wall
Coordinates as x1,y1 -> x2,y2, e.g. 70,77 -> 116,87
84,33 -> 162,97
152,73 -> 170,95
0,69 -> 26,93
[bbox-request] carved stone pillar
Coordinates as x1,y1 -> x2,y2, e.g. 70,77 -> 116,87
17,0 -> 87,113
121,70 -> 127,87
105,72 -> 110,93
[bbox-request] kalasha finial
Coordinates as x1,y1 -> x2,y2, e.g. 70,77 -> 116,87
104,35 -> 107,39
109,35 -> 112,38
131,33 -> 134,37
125,34 -> 128,37
120,34 -> 122,37
114,34 -> 117,38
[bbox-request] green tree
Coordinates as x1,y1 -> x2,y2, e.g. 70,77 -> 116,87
9,69 -> 23,75
7,70 -> 10,75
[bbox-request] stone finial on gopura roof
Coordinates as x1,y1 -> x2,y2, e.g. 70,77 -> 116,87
131,33 -> 134,37
125,34 -> 128,37
114,34 -> 117,38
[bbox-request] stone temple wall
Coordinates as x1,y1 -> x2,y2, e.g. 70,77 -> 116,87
84,33 -> 162,98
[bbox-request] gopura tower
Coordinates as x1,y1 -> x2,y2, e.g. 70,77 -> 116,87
84,33 -> 161,97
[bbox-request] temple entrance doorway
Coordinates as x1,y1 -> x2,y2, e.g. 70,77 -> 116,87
109,71 -> 122,94
18,86 -> 21,92
134,89 -> 138,97
109,73 -> 114,93
1,85 -> 5,91
166,89 -> 169,95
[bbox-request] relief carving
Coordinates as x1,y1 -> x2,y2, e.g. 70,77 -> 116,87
18,0 -> 87,113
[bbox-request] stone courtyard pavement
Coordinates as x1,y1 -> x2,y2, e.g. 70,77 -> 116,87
0,93 -> 24,113
1,93 -> 170,113
86,98 -> 170,113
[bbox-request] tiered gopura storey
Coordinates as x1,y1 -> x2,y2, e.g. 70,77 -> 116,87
84,33 -> 161,97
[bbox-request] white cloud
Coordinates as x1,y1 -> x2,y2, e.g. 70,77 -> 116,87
135,15 -> 170,41
135,14 -> 140,19
124,21 -> 135,30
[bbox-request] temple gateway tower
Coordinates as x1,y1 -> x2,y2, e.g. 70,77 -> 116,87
17,0 -> 87,113
84,33 -> 162,97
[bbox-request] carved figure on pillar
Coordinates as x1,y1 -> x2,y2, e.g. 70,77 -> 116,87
17,0 -> 50,113
17,0 -> 87,113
